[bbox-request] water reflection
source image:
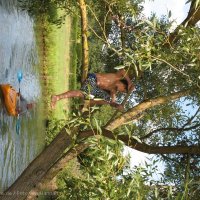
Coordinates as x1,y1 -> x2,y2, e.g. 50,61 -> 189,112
0,0 -> 45,192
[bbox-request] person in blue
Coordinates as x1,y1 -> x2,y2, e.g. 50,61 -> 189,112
51,69 -> 134,111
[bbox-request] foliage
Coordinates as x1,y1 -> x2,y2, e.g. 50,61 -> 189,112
162,153 -> 200,199
19,0 -> 77,25
45,118 -> 66,144
85,1 -> 200,198
57,137 -> 150,200
31,0 -> 200,198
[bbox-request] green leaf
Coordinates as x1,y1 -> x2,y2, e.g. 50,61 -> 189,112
108,152 -> 114,160
114,65 -> 126,70
195,0 -> 200,8
145,20 -> 154,27
132,135 -> 142,143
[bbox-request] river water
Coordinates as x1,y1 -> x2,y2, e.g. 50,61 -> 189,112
0,0 -> 45,192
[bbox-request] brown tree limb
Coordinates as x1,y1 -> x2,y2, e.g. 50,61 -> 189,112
168,1 -> 200,44
26,125 -> 200,199
26,143 -> 89,200
105,89 -> 191,131
0,126 -> 74,200
77,129 -> 200,155
78,0 -> 89,82
140,124 -> 200,140
1,113 -> 199,199
182,1 -> 200,26
182,106 -> 200,128
0,90 -> 193,199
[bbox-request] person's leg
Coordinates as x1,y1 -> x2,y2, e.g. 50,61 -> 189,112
51,90 -> 84,109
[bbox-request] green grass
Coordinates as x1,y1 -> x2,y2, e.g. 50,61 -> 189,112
44,14 -> 81,119
34,12 -> 82,143
48,18 -> 71,119
68,15 -> 80,91
32,9 -> 82,200
34,15 -> 70,119
67,15 -> 84,112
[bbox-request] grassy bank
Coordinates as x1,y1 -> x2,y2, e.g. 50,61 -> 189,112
69,15 -> 82,91
34,11 -> 83,200
48,16 -> 71,119
34,12 -> 81,144
35,15 -> 79,117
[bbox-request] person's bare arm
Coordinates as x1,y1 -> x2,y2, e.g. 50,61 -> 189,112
118,69 -> 134,91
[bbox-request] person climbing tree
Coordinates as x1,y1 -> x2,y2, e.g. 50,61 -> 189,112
51,69 -> 134,111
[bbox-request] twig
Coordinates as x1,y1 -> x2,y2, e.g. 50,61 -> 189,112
140,124 -> 200,140
182,107 -> 200,129
151,55 -> 191,79
87,4 -> 108,42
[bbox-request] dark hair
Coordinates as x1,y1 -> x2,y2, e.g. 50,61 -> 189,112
120,79 -> 129,92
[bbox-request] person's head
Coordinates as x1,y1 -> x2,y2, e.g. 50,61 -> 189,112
116,79 -> 128,93
26,103 -> 35,110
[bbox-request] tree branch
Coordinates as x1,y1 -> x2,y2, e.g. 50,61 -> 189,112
141,106 -> 200,140
182,106 -> 200,128
105,89 -> 191,131
140,124 -> 200,140
168,1 -> 200,44
78,0 -> 89,82
77,129 -> 200,155
27,143 -> 89,200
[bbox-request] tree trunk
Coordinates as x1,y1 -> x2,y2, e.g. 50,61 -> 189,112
79,0 -> 89,83
0,89 -> 195,200
26,143 -> 88,200
0,126 -> 73,200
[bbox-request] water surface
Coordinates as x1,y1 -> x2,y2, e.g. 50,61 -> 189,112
0,0 -> 45,192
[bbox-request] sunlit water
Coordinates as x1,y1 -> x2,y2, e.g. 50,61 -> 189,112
0,0 -> 45,192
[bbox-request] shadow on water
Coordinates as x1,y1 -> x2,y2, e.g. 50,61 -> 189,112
0,0 -> 46,192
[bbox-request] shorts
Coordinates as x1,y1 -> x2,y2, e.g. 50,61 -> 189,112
80,73 -> 111,102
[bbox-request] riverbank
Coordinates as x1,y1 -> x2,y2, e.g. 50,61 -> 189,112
34,16 -> 70,119
34,13 -> 81,143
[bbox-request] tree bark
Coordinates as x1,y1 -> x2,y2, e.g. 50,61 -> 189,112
78,0 -> 89,83
0,126 -> 73,200
26,143 -> 88,200
168,1 -> 200,44
0,90 -> 193,199
105,89 -> 190,131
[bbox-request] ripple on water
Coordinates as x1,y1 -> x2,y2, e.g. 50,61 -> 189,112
0,0 -> 45,192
